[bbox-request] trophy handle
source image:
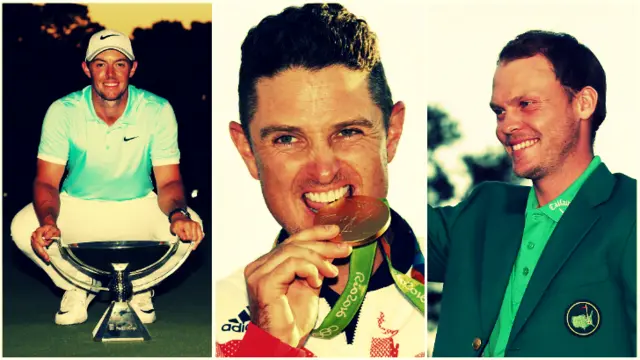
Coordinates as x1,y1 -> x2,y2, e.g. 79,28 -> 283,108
129,238 -> 180,277
130,239 -> 194,293
47,237 -> 109,292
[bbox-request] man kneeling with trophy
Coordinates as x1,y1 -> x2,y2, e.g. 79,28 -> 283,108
9,29 -> 205,331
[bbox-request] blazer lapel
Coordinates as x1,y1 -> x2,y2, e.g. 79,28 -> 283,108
480,186 -> 528,336
507,164 -> 615,345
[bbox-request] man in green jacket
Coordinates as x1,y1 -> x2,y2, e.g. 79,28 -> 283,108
428,30 -> 636,357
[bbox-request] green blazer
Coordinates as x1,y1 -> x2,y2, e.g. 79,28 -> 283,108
428,163 -> 636,357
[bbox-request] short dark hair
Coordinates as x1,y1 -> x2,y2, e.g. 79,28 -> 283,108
238,3 -> 393,141
498,30 -> 607,143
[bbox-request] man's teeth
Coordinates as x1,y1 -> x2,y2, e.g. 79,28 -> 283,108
305,185 -> 349,203
512,139 -> 539,151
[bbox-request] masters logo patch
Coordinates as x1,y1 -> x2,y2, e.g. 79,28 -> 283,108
565,301 -> 600,336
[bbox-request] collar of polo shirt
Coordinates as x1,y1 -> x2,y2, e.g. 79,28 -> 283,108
525,156 -> 603,222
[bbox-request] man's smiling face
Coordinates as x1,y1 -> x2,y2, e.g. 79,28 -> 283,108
491,54 -> 581,180
83,49 -> 137,101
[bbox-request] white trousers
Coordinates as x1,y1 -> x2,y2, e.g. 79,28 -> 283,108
10,191 -> 202,292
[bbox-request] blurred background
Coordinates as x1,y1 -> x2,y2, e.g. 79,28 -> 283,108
426,0 -> 640,356
2,3 -> 212,357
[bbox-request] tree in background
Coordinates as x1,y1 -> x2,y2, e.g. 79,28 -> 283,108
428,104 -> 518,206
427,105 -> 460,205
462,150 -> 523,196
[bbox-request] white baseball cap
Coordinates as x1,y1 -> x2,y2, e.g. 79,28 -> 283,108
85,29 -> 135,62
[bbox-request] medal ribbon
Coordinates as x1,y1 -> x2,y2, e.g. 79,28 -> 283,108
310,240 -> 377,339
272,198 -> 425,340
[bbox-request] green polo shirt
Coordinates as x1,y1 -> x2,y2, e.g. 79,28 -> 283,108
484,156 -> 603,357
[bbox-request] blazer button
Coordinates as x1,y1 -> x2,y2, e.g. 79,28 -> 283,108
472,338 -> 482,350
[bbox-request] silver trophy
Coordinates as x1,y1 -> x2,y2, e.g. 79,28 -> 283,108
47,237 -> 193,342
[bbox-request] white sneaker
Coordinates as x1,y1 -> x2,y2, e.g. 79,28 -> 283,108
55,288 -> 96,325
130,289 -> 156,324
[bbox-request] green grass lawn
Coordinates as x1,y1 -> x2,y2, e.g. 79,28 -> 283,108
3,231 -> 212,357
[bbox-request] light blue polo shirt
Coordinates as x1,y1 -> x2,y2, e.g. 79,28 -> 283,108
37,85 -> 181,201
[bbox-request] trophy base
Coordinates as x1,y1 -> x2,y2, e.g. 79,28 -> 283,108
92,301 -> 151,342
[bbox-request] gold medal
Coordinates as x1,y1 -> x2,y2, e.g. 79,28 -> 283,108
314,195 -> 390,247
